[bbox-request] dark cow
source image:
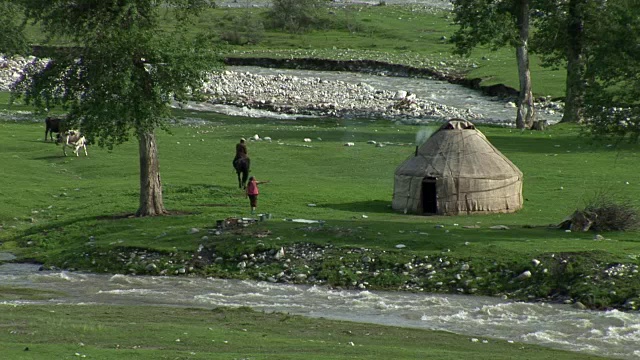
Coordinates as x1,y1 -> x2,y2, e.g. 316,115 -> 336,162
45,117 -> 65,142
56,130 -> 88,157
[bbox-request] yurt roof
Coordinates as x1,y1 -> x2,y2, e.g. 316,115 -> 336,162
395,119 -> 522,180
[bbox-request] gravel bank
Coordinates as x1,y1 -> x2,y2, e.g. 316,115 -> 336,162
1,54 -> 485,124
201,69 -> 483,123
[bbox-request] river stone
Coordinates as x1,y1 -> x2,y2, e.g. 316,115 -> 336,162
393,90 -> 407,99
532,259 -> 541,266
573,301 -> 588,310
0,252 -> 16,261
490,225 -> 510,230
274,247 -> 285,260
515,270 -> 532,280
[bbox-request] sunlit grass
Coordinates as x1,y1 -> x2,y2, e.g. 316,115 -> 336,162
0,305 -> 607,360
1,111 -> 638,265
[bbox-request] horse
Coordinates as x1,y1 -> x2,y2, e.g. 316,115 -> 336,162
233,156 -> 250,189
45,116 -> 65,142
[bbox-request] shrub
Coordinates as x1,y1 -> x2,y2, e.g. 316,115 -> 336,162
219,12 -> 265,45
582,191 -> 640,231
265,0 -> 329,33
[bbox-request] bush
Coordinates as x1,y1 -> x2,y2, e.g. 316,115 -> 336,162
583,191 -> 640,231
219,12 -> 265,45
265,0 -> 329,33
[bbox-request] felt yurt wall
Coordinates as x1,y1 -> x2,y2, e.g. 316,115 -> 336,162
392,120 -> 523,215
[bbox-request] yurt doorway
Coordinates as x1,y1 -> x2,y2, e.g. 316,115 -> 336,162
421,178 -> 437,214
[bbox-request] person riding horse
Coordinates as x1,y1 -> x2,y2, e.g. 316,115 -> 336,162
233,138 -> 249,168
233,138 -> 251,188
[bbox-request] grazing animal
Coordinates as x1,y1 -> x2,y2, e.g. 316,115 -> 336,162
45,117 -> 65,142
233,156 -> 250,189
56,130 -> 88,157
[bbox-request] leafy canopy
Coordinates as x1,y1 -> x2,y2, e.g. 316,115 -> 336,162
450,0 -> 520,56
530,0 -> 604,68
583,0 -> 640,141
12,0 -> 222,149
0,1 -> 29,55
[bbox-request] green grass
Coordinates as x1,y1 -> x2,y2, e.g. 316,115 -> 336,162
0,305 -> 607,360
219,5 -> 566,97
1,3 -> 634,358
1,109 -> 639,311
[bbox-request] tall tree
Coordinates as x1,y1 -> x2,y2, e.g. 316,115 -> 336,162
0,1 -> 29,55
12,0 -> 221,216
451,0 -> 536,129
582,0 -> 640,141
531,0 -> 603,124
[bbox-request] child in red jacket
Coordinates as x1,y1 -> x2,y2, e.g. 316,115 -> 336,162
246,176 -> 261,214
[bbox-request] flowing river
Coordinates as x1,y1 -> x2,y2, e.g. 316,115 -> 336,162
209,66 -> 564,125
1,259 -> 639,359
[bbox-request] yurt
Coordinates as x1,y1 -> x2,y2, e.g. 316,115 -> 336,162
392,119 -> 523,215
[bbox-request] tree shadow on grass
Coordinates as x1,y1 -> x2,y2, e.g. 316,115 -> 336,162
95,209 -> 197,221
13,215 -> 103,238
32,154 -> 65,160
322,200 -> 393,214
26,139 -> 55,143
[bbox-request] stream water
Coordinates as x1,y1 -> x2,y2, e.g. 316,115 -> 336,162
1,260 -> 638,359
212,66 -> 564,125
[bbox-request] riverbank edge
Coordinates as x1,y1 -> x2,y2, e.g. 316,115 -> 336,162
7,228 -> 638,313
223,56 -> 523,100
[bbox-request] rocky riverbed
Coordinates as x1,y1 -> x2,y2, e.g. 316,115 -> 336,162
200,69 -> 482,122
1,54 -> 481,123
1,54 -> 563,125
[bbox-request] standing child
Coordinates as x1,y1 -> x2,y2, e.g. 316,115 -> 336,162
246,176 -> 261,214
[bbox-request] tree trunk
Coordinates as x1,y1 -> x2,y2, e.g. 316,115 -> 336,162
515,0 -> 536,129
136,130 -> 166,216
561,0 -> 587,123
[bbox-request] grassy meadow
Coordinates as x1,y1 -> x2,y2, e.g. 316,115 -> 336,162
0,305 -> 606,360
1,2 -> 638,359
1,108 -> 639,308
204,4 -> 567,97
0,109 -> 634,359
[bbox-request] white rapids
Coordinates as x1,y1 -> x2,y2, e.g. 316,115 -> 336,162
1,262 -> 638,359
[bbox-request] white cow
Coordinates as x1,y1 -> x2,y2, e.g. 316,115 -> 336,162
56,130 -> 88,157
